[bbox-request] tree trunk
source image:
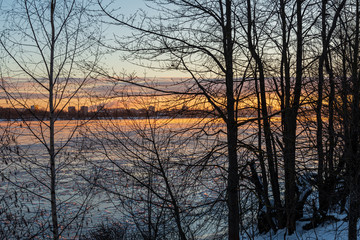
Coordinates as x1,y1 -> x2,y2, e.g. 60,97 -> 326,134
349,2 -> 360,239
50,1 -> 59,239
246,0 -> 283,229
316,0 -> 326,216
283,0 -> 303,234
224,1 -> 239,239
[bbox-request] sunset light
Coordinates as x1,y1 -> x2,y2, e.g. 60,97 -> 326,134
0,0 -> 359,239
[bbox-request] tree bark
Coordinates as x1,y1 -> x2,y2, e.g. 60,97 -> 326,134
225,1 -> 239,238
348,1 -> 360,239
246,0 -> 283,229
283,0 -> 303,234
49,1 -> 59,239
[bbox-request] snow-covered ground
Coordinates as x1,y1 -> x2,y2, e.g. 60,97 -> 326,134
252,213 -> 350,240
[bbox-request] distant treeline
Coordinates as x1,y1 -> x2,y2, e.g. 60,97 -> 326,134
0,107 -> 255,120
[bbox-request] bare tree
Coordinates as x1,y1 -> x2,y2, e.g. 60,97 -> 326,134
0,0 -> 100,238
339,1 -> 360,239
81,114 -> 229,239
315,0 -> 346,222
96,1 -> 259,239
86,0 -> 360,238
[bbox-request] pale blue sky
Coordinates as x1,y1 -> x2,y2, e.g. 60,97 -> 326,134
0,0 -> 187,79
96,0 -> 188,79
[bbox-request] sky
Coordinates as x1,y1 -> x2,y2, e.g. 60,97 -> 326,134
0,0 -> 192,109
0,0 -> 187,79
98,0 -> 189,79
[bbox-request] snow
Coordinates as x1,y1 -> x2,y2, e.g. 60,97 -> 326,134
251,213 -> 350,240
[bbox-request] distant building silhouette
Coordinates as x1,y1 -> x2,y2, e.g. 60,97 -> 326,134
68,106 -> 76,114
80,106 -> 88,115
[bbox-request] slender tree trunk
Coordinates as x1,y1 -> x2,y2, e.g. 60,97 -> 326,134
316,0 -> 326,216
246,0 -> 282,229
224,1 -> 239,239
278,0 -> 293,231
283,111 -> 297,234
348,1 -> 360,239
339,25 -> 350,213
153,135 -> 187,240
326,55 -> 336,208
147,173 -> 153,239
253,70 -> 276,233
283,0 -> 303,234
255,73 -> 270,209
328,71 -> 335,167
317,0 -> 346,217
49,1 -> 59,239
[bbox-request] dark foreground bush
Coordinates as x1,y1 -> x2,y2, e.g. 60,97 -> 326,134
81,223 -> 126,240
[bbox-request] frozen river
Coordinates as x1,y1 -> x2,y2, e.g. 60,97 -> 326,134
0,117 -> 235,239
0,115 -> 316,239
